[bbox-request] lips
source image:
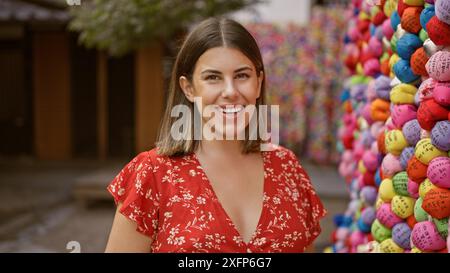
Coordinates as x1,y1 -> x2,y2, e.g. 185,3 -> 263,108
217,105 -> 245,115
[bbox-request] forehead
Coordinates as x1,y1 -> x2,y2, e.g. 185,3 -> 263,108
194,47 -> 254,72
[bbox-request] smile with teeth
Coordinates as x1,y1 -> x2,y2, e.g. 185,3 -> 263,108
219,105 -> 245,114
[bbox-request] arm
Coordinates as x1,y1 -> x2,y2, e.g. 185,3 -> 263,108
105,203 -> 154,253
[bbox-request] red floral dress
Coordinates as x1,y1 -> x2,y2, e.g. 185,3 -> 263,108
107,144 -> 326,253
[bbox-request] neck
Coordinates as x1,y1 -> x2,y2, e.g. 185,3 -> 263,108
197,140 -> 244,159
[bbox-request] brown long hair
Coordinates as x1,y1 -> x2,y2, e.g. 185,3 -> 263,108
156,17 -> 266,157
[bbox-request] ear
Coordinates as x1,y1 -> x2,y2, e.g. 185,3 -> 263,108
256,71 -> 264,99
179,76 -> 195,103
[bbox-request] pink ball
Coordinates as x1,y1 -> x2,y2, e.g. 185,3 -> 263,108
427,157 -> 450,188
407,179 -> 420,199
418,78 -> 436,102
382,19 -> 394,40
364,58 -> 381,77
391,104 -> 417,129
336,227 -> 350,241
411,221 -> 447,251
382,153 -> 403,178
377,203 -> 403,229
363,151 -> 379,172
369,36 -> 383,57
353,142 -> 365,161
370,121 -> 385,139
385,117 -> 396,130
433,81 -> 450,107
371,141 -> 379,155
361,104 -> 374,125
350,230 -> 366,247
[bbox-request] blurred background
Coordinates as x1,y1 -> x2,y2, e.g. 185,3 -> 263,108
0,0 -> 350,252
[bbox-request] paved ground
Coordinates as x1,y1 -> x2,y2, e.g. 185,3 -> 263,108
0,156 -> 348,253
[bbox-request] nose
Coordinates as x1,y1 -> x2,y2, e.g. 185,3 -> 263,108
221,78 -> 239,99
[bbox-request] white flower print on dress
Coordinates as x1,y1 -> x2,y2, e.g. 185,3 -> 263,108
107,146 -> 326,253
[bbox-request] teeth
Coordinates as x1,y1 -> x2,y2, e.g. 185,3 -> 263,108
221,106 -> 244,114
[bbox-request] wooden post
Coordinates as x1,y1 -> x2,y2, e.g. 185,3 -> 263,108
33,31 -> 71,160
135,43 -> 165,153
97,51 -> 108,160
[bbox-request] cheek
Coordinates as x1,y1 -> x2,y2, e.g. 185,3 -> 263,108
192,82 -> 220,105
238,80 -> 260,102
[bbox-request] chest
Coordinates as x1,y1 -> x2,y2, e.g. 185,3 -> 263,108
151,153 -> 312,253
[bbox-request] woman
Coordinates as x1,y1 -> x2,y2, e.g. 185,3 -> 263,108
105,17 -> 326,253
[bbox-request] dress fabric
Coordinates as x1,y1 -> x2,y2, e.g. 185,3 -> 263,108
107,144 -> 327,253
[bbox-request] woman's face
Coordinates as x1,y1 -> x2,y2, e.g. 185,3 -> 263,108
179,46 -> 263,139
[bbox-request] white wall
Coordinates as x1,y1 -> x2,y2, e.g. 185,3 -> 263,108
230,0 -> 312,25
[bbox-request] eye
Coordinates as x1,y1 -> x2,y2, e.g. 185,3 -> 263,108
205,75 -> 220,81
236,73 -> 250,80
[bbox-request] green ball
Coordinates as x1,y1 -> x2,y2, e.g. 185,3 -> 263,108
391,35 -> 398,53
392,171 -> 409,196
432,217 -> 449,240
371,219 -> 392,243
414,197 -> 429,222
419,29 -> 428,42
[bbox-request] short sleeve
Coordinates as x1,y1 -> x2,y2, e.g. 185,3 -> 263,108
286,150 -> 327,247
107,151 -> 160,239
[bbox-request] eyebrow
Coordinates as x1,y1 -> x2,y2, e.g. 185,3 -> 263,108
200,66 -> 253,75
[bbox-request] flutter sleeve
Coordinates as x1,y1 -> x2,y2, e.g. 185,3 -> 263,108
107,151 -> 160,238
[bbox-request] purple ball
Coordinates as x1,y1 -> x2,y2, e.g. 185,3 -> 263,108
400,147 -> 415,169
402,119 -> 421,146
431,120 -> 450,151
375,75 -> 391,100
392,222 -> 412,250
361,207 -> 376,226
360,186 -> 378,206
361,130 -> 375,148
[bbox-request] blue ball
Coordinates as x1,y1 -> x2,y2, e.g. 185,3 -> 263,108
357,218 -> 371,233
340,89 -> 350,102
397,33 -> 422,60
370,23 -> 377,37
342,216 -> 353,227
420,5 -> 435,31
375,168 -> 382,187
333,214 -> 345,227
393,60 -> 420,83
391,11 -> 401,31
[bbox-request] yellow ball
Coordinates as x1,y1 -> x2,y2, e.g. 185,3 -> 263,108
390,84 -> 417,104
359,11 -> 371,21
410,247 -> 422,253
385,130 -> 408,156
379,179 -> 396,202
415,138 -> 447,165
403,0 -> 425,6
358,160 -> 367,174
384,0 -> 397,17
418,178 -> 438,199
356,63 -> 364,75
391,195 -> 415,219
389,54 -> 400,70
379,239 -> 404,253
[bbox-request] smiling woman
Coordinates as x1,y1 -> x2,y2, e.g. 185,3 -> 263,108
105,17 -> 326,253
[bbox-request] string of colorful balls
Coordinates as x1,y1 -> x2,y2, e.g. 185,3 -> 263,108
329,0 -> 450,253
245,6 -> 347,164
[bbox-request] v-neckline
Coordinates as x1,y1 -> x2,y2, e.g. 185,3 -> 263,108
192,151 -> 268,246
